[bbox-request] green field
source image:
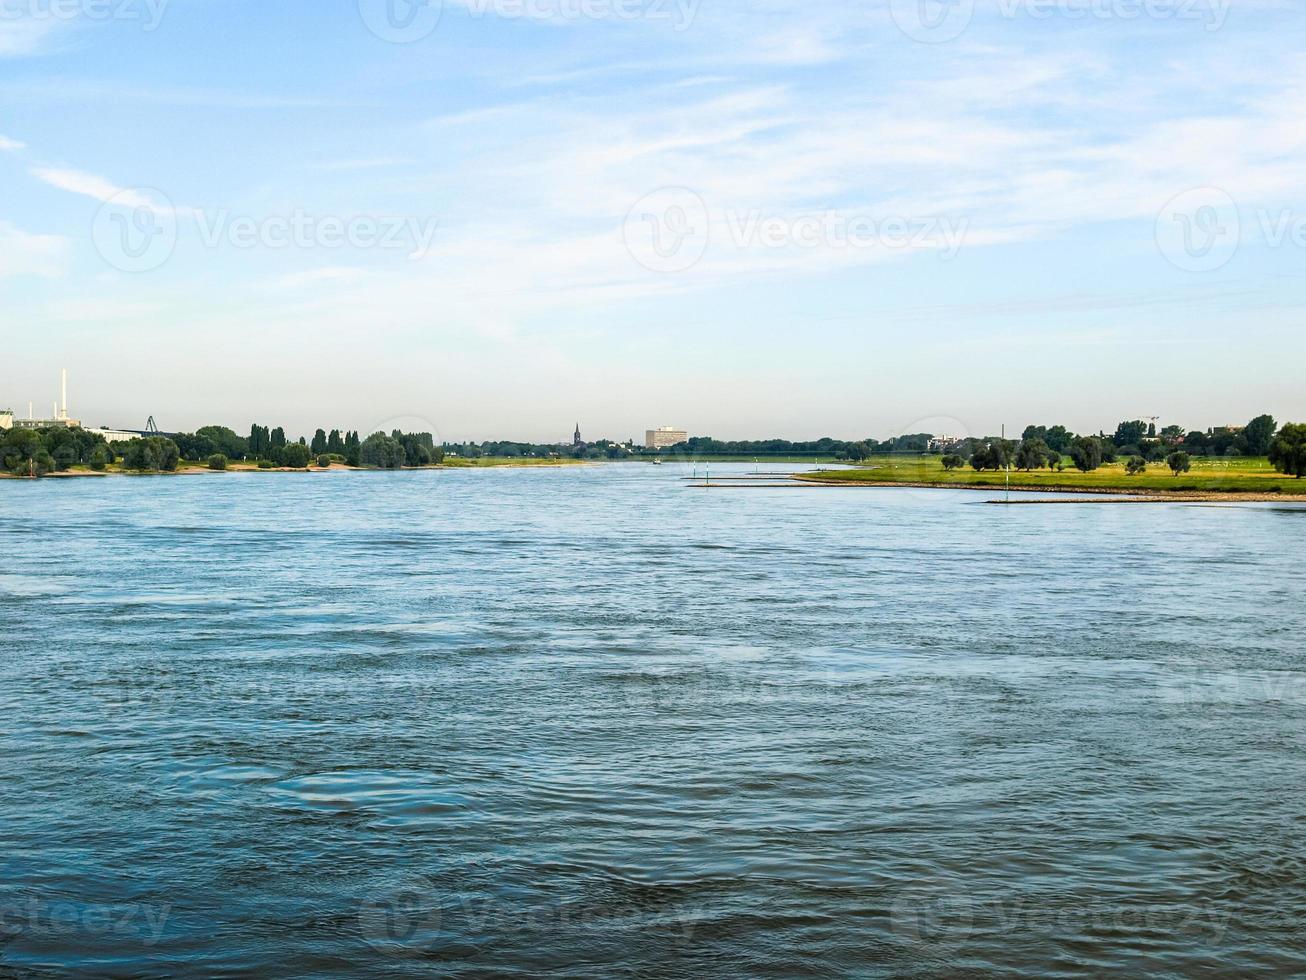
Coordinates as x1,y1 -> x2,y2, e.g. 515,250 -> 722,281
799,455 -> 1306,495
643,454 -> 852,463
439,456 -> 587,468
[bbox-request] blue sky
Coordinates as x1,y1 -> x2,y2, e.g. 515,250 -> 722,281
1,0 -> 1304,442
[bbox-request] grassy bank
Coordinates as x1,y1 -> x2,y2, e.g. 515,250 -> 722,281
439,457 -> 587,468
797,455 -> 1306,495
642,454 -> 855,464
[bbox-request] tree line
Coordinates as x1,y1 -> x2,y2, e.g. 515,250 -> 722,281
5,413 -> 1305,478
939,414 -> 1306,478
1,422 -> 443,476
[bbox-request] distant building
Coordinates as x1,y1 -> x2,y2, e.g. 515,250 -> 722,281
928,435 -> 963,452
0,410 -> 11,431
85,427 -> 151,444
646,426 -> 688,450
8,368 -> 80,430
573,423 -> 583,448
12,416 -> 81,430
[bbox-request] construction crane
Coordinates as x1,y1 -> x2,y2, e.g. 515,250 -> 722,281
145,416 -> 160,434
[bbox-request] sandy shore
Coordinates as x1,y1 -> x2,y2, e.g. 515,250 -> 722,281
788,476 -> 1305,502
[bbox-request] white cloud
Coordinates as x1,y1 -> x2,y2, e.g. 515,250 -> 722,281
44,298 -> 163,321
29,167 -> 161,208
0,135 -> 26,152
0,221 -> 68,279
0,17 -> 59,58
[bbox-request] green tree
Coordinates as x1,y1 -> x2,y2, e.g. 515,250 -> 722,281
89,445 -> 113,471
1015,438 -> 1050,471
941,453 -> 964,470
1268,423 -> 1306,478
1243,415 -> 1277,456
281,443 -> 311,468
1113,420 -> 1148,447
1,429 -> 54,476
10,450 -> 55,477
270,427 -> 286,449
207,453 -> 228,470
1043,426 -> 1072,453
310,429 -> 327,455
360,432 -> 406,468
1166,451 -> 1192,475
121,436 -> 180,472
316,454 -> 332,468
1125,456 -> 1147,475
1069,436 -> 1103,472
173,432 -> 218,461
195,425 -> 247,460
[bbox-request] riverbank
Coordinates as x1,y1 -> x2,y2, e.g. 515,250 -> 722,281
0,457 -> 589,479
794,455 -> 1306,497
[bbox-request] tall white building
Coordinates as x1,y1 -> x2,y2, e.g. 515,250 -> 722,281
645,426 -> 688,450
9,369 -> 81,429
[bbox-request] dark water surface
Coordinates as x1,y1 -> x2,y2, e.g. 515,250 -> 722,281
2,464 -> 1305,977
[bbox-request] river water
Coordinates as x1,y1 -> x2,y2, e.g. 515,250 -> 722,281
2,463 -> 1304,977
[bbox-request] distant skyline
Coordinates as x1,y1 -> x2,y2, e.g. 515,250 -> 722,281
3,0 -> 1305,441
0,364 -> 1278,447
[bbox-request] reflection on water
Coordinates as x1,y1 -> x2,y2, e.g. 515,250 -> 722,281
1,465 -> 1304,976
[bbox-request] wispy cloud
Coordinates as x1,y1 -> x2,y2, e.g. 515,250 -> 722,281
29,167 -> 160,208
0,17 -> 61,58
0,221 -> 68,279
0,135 -> 26,152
